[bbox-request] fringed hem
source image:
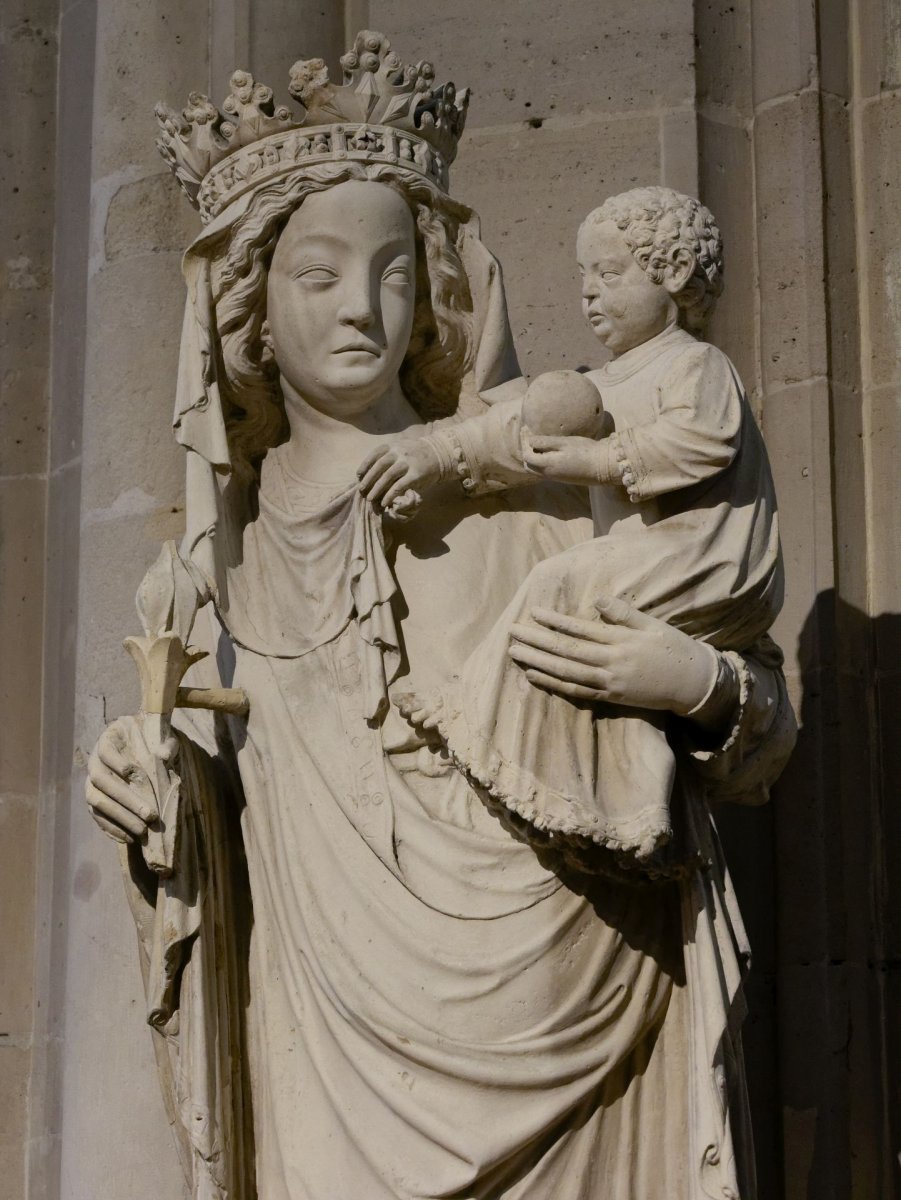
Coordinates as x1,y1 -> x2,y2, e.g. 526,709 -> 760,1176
398,687 -> 697,883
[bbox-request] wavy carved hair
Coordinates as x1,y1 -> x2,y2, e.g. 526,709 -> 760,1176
583,186 -> 724,335
209,162 -> 474,475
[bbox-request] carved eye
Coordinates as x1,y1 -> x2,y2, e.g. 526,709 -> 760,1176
383,264 -> 411,284
294,264 -> 337,282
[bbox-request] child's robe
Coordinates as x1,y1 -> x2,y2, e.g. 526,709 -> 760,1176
402,325 -> 783,875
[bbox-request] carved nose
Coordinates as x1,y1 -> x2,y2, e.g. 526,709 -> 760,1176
338,290 -> 376,328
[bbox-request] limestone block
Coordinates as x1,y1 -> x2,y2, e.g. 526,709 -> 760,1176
48,0 -> 97,476
829,382 -> 869,619
660,108 -> 698,197
749,0 -> 818,104
816,0 -> 852,98
855,0 -> 900,99
91,0 -> 209,179
104,172 -> 201,262
866,383 -> 901,621
820,92 -> 861,393
57,797 -> 188,1200
697,116 -> 757,392
0,1044 -> 30,1200
762,380 -> 834,674
694,0 -> 753,115
861,93 -> 901,389
246,1 -> 345,94
80,253 -> 186,513
0,3 -> 56,477
77,510 -> 185,718
369,0 -> 695,126
0,366 -> 49,477
0,794 -> 37,1034
455,116 -> 661,373
0,478 -> 46,794
753,92 -> 828,390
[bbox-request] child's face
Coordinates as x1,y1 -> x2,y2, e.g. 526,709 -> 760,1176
577,219 -> 676,356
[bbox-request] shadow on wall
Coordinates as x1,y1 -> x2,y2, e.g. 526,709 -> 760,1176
718,589 -> 901,1199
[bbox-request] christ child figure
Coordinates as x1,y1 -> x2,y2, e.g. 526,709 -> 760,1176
359,186 -> 783,874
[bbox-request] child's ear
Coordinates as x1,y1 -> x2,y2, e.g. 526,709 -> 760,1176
663,246 -> 696,296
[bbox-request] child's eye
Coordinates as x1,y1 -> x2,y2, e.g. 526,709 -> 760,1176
602,271 -> 620,282
383,266 -> 411,284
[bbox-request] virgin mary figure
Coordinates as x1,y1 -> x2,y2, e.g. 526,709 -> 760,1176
86,31 -> 796,1200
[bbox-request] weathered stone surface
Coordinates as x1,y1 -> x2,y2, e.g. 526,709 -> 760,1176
91,1 -> 210,179
80,253 -> 186,513
0,1044 -> 31,1200
697,116 -> 757,392
761,379 -> 834,671
455,116 -> 661,373
695,0 -> 753,115
0,794 -> 37,1034
371,0 -> 695,126
0,478 -> 46,795
861,92 -> 901,389
754,92 -> 828,390
104,172 -> 201,262
750,0 -> 818,104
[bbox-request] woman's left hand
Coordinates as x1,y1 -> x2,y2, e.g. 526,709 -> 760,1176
508,596 -> 719,716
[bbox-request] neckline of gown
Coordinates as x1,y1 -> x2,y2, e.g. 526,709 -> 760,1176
597,324 -> 694,383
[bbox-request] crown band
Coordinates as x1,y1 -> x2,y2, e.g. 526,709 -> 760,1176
198,122 -> 447,223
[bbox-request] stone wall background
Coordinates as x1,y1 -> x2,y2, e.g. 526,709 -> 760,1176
1,0 -> 897,1196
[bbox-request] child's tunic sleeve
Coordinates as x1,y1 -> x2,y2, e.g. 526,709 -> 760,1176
610,343 -> 743,503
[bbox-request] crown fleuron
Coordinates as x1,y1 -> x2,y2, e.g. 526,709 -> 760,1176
155,30 -> 469,222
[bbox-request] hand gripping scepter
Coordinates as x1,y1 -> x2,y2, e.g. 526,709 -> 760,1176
123,541 -> 248,876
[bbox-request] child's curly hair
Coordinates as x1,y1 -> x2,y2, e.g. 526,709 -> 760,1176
583,186 -> 724,334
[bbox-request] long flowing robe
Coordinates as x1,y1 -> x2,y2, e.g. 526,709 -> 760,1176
125,444 -> 795,1200
119,194 -> 796,1200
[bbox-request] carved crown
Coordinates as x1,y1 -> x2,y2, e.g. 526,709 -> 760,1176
155,30 -> 469,222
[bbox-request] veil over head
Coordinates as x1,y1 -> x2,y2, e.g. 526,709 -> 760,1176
172,170 -> 523,588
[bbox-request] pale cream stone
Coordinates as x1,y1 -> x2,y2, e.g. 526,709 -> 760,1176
79,33 -> 796,1200
370,0 -> 695,126
753,92 -> 829,389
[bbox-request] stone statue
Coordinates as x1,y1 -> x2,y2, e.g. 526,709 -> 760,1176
363,187 -> 783,877
85,31 -> 796,1200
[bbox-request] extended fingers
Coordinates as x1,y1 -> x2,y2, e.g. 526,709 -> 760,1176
357,448 -> 398,494
367,461 -> 408,504
510,621 -> 608,663
523,669 -> 605,704
528,607 -> 619,644
508,640 -> 610,690
357,443 -> 391,480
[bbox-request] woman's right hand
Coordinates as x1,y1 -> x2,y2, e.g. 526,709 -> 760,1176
85,716 -> 174,844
